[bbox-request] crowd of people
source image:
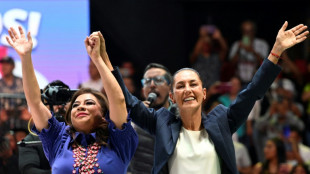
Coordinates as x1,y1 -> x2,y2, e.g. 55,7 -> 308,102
0,20 -> 309,174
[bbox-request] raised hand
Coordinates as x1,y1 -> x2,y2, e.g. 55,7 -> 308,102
6,26 -> 33,57
84,32 -> 101,61
212,29 -> 222,40
275,21 -> 308,53
98,31 -> 107,58
98,31 -> 113,70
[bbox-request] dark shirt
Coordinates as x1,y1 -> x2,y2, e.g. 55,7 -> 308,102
129,100 -> 178,174
19,133 -> 51,174
0,154 -> 21,174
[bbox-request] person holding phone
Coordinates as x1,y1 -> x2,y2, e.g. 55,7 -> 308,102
190,24 -> 228,89
254,93 -> 305,162
229,20 -> 270,87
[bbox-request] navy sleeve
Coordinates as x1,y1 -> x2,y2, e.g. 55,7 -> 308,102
112,67 -> 158,135
227,58 -> 281,133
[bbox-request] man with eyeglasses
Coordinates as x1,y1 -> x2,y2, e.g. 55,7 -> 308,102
141,63 -> 174,110
129,63 -> 177,174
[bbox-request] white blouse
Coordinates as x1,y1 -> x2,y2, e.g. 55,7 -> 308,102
168,127 -> 221,174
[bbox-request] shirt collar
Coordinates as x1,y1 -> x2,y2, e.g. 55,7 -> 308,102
70,131 -> 97,147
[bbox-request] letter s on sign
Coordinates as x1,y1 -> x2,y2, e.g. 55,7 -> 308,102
0,9 -> 41,49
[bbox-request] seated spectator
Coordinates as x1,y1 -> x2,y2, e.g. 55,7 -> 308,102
0,56 -> 25,110
232,133 -> 252,174
280,51 -> 303,87
119,61 -> 135,78
214,77 -> 248,141
4,131 -> 18,155
285,126 -> 310,166
301,61 -> 310,146
253,137 -> 291,174
254,90 -> 305,161
0,56 -> 29,132
0,136 -> 20,174
270,77 -> 303,118
80,59 -> 103,91
290,164 -> 310,174
13,128 -> 28,143
0,109 -> 10,136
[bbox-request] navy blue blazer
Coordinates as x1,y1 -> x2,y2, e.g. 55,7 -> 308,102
113,59 -> 281,174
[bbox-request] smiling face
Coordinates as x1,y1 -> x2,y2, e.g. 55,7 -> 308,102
171,69 -> 206,112
70,93 -> 105,134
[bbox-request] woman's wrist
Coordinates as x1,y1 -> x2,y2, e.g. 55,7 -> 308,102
20,52 -> 32,60
271,42 -> 284,56
91,56 -> 103,64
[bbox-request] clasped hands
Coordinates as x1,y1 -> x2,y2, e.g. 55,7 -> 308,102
84,31 -> 107,62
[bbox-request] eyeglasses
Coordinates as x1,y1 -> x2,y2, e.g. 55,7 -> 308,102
141,76 -> 168,87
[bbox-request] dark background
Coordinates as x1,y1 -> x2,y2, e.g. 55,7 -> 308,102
90,0 -> 310,87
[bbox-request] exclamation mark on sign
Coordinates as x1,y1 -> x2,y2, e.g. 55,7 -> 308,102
28,12 -> 41,49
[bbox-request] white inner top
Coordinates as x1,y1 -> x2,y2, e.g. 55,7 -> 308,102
168,127 -> 221,174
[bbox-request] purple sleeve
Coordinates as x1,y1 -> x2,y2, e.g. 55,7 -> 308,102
31,116 -> 68,165
107,116 -> 138,164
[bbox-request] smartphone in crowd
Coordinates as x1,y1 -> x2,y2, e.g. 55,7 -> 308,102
283,125 -> 292,151
242,35 -> 250,46
206,25 -> 216,35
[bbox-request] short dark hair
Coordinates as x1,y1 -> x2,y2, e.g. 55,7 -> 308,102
143,63 -> 172,85
241,20 -> 257,33
0,56 -> 15,66
290,164 -> 310,174
289,125 -> 303,136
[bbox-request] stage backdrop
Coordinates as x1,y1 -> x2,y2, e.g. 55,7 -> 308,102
0,0 -> 89,89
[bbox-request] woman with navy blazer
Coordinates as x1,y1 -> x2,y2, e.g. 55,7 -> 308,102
103,22 -> 308,174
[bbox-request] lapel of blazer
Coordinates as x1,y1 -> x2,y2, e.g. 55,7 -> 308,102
202,113 -> 235,174
170,117 -> 181,145
156,116 -> 181,174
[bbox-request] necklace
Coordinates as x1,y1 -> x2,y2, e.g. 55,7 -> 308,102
72,142 -> 103,174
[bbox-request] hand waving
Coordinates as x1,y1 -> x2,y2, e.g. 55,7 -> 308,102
6,26 -> 33,57
275,21 -> 308,52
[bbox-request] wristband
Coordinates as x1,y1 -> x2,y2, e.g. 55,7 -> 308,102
270,52 -> 281,59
